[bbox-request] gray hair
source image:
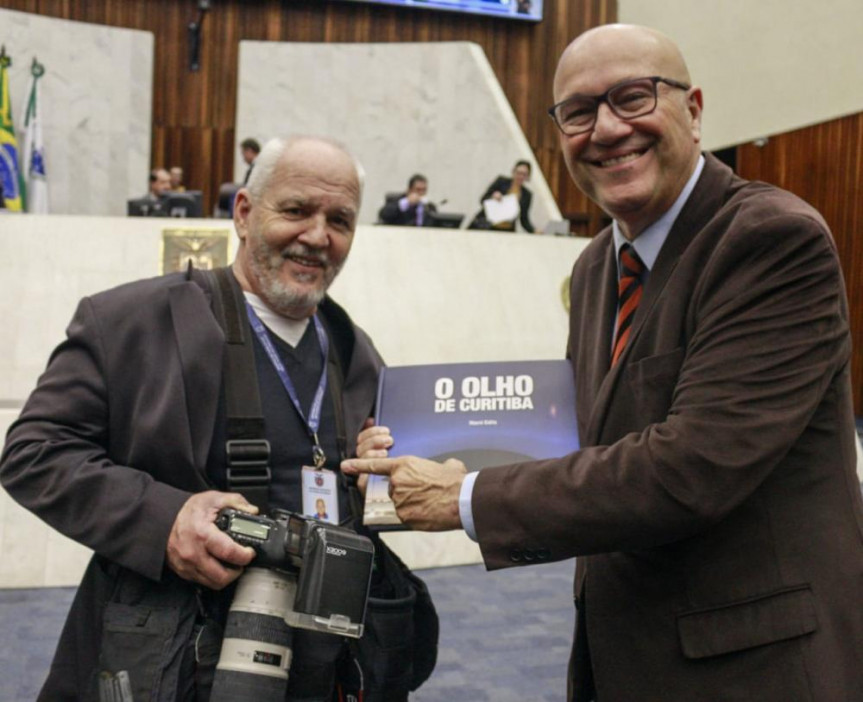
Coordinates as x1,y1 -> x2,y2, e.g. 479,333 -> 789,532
245,135 -> 365,201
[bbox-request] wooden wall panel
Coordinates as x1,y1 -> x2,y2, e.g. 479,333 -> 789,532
737,113 -> 863,414
1,0 -> 611,226
3,2 -> 859,410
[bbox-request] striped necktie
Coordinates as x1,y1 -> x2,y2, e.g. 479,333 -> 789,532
611,243 -> 645,367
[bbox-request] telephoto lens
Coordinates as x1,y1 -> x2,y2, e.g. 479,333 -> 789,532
210,567 -> 298,702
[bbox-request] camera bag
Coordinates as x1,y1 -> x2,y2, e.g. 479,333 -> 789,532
200,267 -> 438,700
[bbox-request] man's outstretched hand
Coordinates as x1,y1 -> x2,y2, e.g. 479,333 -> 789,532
342,455 -> 466,531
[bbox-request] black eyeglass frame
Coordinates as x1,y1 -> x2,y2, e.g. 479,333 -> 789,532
547,76 -> 691,136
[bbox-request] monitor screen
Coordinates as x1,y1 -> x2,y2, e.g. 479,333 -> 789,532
335,0 -> 543,22
428,212 -> 465,229
164,191 -> 203,218
127,197 -> 162,217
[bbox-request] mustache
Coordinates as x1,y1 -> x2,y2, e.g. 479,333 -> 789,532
276,243 -> 330,266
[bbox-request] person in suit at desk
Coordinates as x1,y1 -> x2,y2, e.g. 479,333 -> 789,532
345,23 -> 863,701
146,167 -> 171,203
469,160 -> 535,233
133,167 -> 172,215
378,174 -> 437,227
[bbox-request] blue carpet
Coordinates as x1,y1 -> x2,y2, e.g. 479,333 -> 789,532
415,560 -> 575,701
0,586 -> 76,701
0,559 -> 575,701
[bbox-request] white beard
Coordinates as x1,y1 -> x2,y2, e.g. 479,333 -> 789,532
247,237 -> 342,317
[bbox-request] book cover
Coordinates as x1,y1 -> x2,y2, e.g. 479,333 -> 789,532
364,359 -> 580,527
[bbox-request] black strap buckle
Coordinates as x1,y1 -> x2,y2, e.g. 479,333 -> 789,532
225,439 -> 271,488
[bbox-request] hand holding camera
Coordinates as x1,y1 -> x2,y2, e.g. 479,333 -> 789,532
210,507 -> 375,702
166,491 -> 258,589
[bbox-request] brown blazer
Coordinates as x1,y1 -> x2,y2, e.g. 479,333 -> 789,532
473,155 -> 863,701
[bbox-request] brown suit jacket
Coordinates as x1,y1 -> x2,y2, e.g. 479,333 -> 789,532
473,155 -> 863,701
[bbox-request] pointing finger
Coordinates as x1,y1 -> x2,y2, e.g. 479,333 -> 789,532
341,457 -> 397,476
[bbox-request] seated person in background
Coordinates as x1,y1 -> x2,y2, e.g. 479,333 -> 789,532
378,174 -> 437,226
146,167 -> 172,203
128,169 -> 171,217
469,160 -> 535,233
169,166 -> 186,192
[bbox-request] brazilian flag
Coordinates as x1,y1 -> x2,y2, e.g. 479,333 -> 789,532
1,50 -> 25,211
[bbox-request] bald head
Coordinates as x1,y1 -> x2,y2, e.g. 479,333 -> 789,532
551,24 -> 703,240
554,24 -> 692,102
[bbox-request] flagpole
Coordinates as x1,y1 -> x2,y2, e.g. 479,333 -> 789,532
22,56 -> 48,214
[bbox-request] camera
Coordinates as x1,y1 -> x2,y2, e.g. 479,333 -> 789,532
210,508 -> 375,702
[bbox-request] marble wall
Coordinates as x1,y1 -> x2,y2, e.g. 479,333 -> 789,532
619,0 -> 863,150
0,9 -> 153,216
235,41 -> 562,231
0,214 -> 585,586
1,215 -> 862,587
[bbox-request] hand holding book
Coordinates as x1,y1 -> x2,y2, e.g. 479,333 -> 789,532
356,420 -> 394,460
353,360 -> 579,528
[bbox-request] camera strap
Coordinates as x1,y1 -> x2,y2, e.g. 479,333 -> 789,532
204,267 -> 271,513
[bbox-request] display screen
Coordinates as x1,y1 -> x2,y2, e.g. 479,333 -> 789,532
336,0 -> 543,22
230,516 -> 270,541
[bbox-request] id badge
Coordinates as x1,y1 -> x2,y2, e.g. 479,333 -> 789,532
302,466 -> 338,524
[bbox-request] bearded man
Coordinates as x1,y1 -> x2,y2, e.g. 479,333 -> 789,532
1,136 -> 432,701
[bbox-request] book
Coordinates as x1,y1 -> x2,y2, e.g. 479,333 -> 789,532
364,359 -> 580,527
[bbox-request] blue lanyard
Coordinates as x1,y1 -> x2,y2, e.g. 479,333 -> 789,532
245,301 -> 330,468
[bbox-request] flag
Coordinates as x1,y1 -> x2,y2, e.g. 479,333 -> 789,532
0,48 -> 25,212
21,58 -> 47,214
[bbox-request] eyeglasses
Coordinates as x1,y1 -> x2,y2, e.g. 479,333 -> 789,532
547,76 -> 691,136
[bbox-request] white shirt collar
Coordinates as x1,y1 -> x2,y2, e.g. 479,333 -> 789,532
243,292 -> 309,348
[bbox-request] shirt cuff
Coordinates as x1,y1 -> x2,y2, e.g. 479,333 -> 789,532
459,470 -> 479,542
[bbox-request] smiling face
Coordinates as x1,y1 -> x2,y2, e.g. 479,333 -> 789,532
553,25 -> 703,240
232,138 -> 360,320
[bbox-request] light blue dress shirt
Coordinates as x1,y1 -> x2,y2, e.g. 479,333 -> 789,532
398,196 -> 426,226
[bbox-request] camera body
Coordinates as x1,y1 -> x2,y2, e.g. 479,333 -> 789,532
215,507 -> 374,637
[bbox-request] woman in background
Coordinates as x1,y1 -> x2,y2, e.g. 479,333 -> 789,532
469,160 -> 535,233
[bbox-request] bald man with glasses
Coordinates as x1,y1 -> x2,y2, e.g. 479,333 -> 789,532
345,24 -> 863,702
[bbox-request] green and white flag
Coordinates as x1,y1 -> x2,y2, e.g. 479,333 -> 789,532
21,58 -> 47,214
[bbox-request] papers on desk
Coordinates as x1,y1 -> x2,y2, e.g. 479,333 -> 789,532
482,193 -> 519,225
